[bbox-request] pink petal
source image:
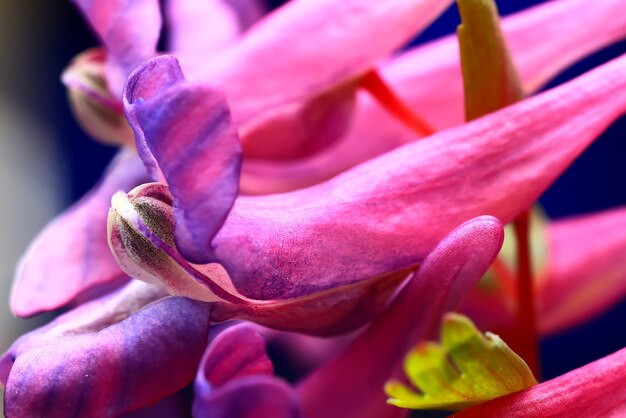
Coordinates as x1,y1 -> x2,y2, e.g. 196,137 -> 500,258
241,0 -> 626,193
454,347 -> 626,417
72,0 -> 162,97
297,216 -> 504,418
216,53 -> 626,300
2,292 -> 211,417
167,0 -> 266,70
539,206 -> 626,334
10,150 -> 149,317
240,85 -> 357,163
124,56 -> 242,263
195,0 -> 455,122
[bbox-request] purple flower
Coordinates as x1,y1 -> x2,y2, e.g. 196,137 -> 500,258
4,0 -> 626,416
12,0 -> 626,318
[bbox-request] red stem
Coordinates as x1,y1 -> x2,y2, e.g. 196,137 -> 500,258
513,210 -> 541,379
359,70 -> 435,137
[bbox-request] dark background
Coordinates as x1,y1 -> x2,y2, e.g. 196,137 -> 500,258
11,0 -> 626,383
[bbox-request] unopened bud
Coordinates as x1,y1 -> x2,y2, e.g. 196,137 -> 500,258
108,183 -> 222,302
62,48 -> 134,146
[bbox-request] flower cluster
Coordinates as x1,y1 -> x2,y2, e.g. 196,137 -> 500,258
2,0 -> 626,417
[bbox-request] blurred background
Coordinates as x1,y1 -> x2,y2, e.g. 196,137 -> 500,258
1,0 -> 625,410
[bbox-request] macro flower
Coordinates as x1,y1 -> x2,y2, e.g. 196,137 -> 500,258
11,0 -> 626,319
1,216 -> 503,417
3,0 -> 626,417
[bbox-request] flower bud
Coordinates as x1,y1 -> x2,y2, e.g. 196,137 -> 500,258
107,182 -> 225,302
62,48 -> 134,146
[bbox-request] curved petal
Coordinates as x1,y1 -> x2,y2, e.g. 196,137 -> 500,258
10,150 -> 149,317
454,347 -> 626,417
216,53 -> 626,300
297,216 -> 504,418
2,295 -> 211,418
72,0 -> 161,96
241,0 -> 626,193
193,322 -> 300,418
194,375 -> 301,418
167,0 -> 266,68
196,0 -> 455,122
195,323 -> 273,392
124,56 -> 242,263
3,282 -> 166,365
539,207 -> 626,334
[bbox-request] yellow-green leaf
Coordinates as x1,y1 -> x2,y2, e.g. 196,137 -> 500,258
385,313 -> 537,411
457,0 -> 524,121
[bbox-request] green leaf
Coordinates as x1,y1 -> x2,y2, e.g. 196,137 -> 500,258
385,313 -> 537,411
457,0 -> 524,121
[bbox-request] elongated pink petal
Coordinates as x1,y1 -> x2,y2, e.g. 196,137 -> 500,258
10,150 -> 149,317
378,0 -> 626,130
2,293 -> 211,418
241,0 -> 626,193
124,56 -> 242,263
194,0 -> 454,122
216,53 -> 626,300
454,347 -> 626,417
167,0 -> 266,69
539,207 -> 626,334
297,217 -> 504,418
72,0 -> 161,97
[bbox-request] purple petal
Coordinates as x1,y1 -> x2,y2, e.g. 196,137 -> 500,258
196,0 -> 454,122
193,322 -> 300,418
214,53 -> 626,300
2,294 -> 211,418
72,0 -> 161,96
194,376 -> 300,418
3,282 -> 166,366
121,393 -> 191,418
124,56 -> 242,263
196,323 -> 273,393
10,150 -> 149,317
297,216 -> 504,418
